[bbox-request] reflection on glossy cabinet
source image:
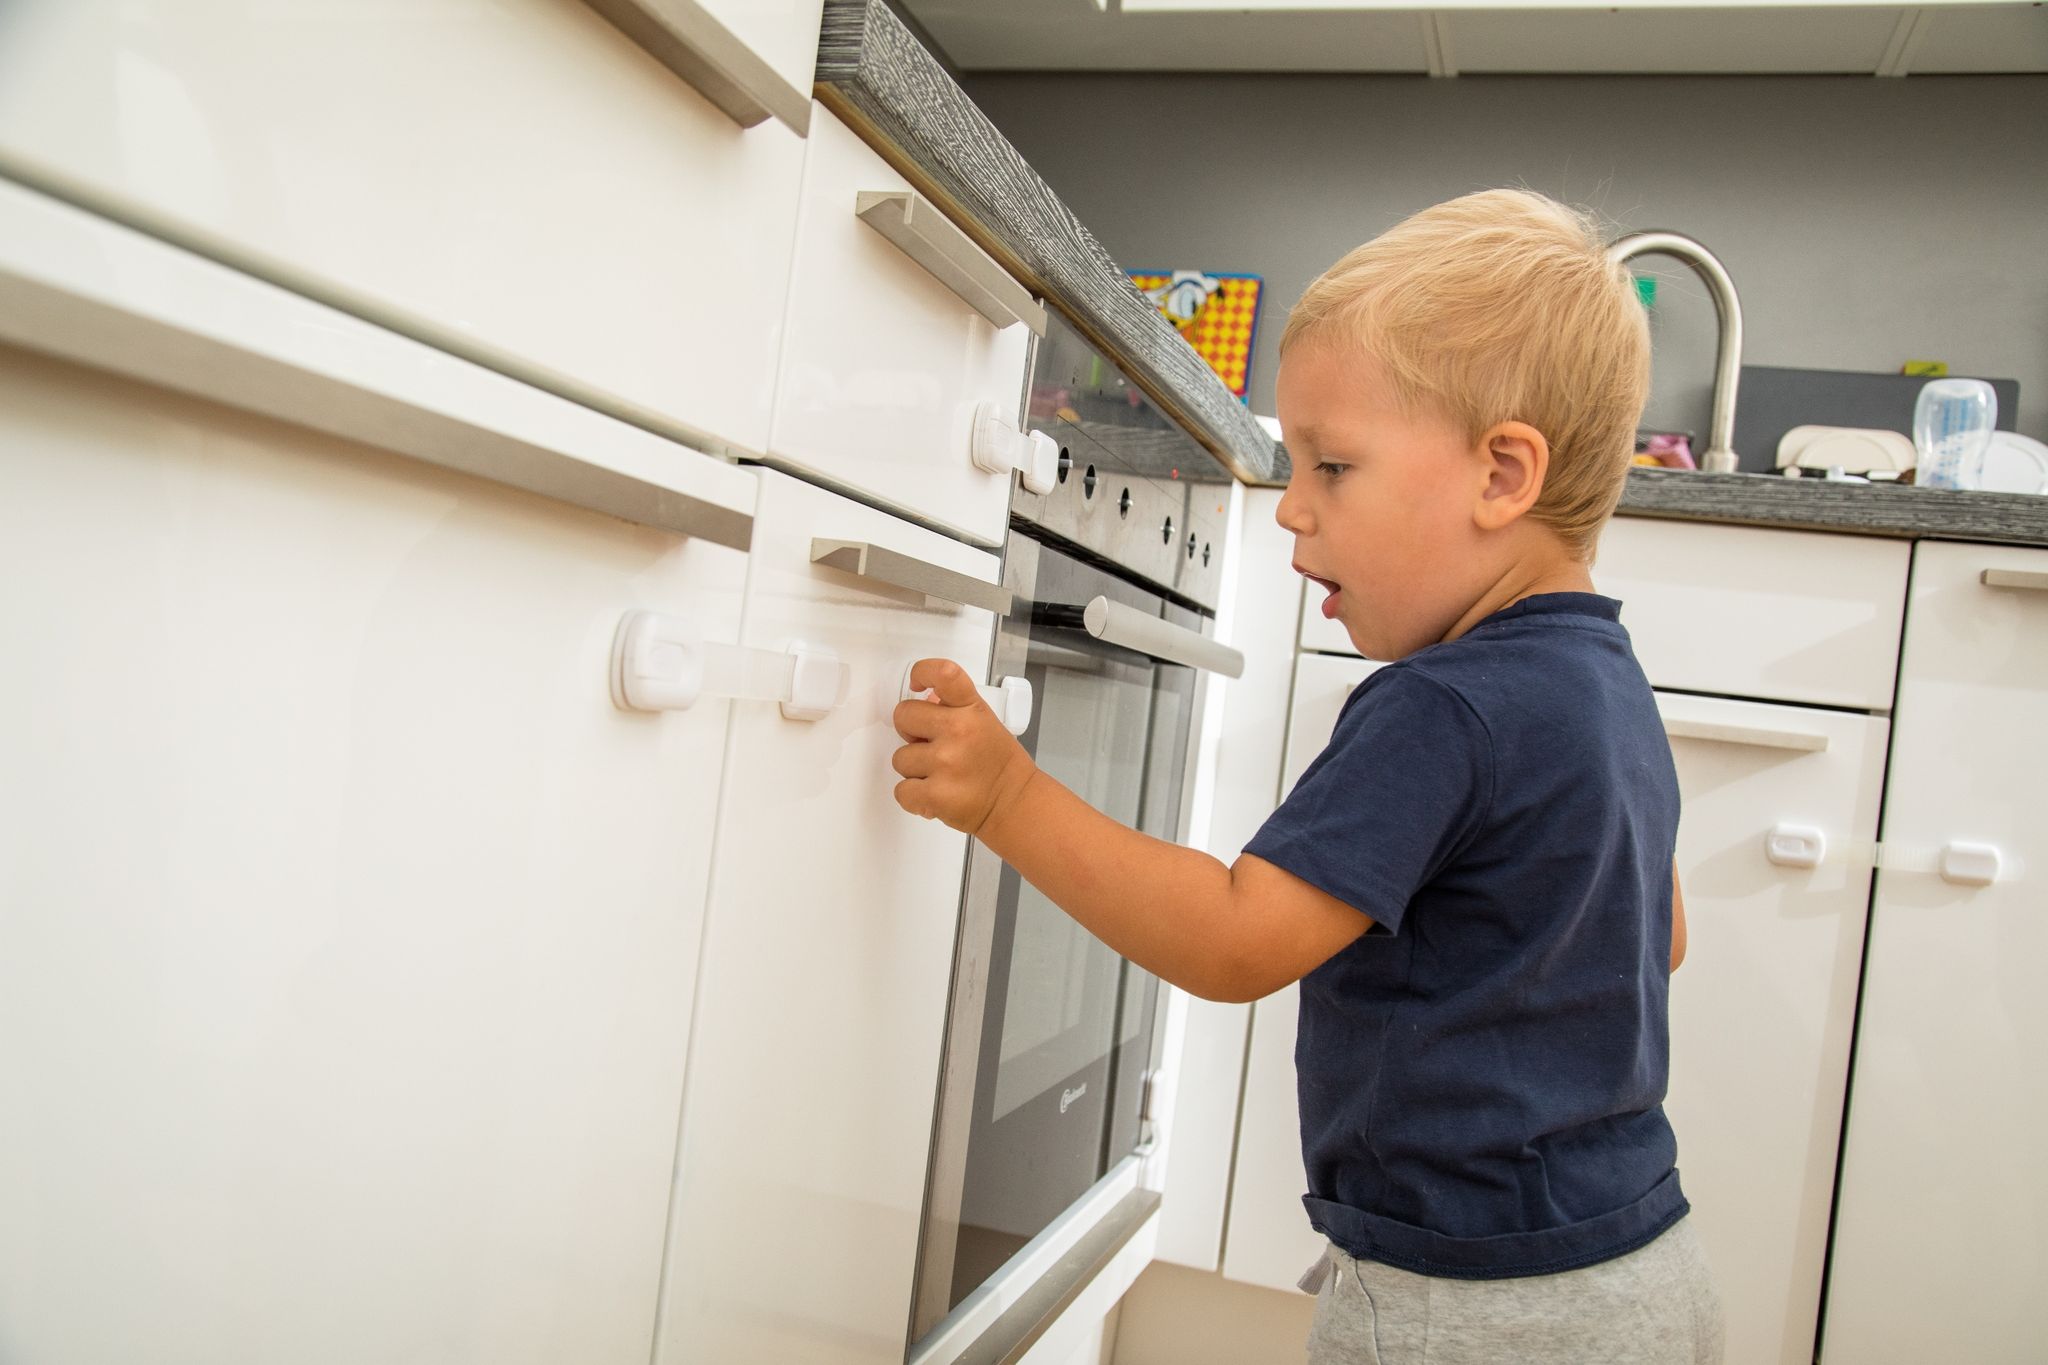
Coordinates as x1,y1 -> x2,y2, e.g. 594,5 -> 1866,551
1220,652 -> 1380,1292
0,346 -> 753,1365
1656,693 -> 1888,1365
768,106 -> 1035,545
654,471 -> 1001,1365
0,0 -> 808,455
1822,542 -> 2048,1363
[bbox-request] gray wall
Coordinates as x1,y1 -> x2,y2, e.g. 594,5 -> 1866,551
963,73 -> 2048,447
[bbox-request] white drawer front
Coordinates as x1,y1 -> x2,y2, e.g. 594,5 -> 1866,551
0,0 -> 806,457
0,345 -> 748,1365
768,106 -> 1035,546
1596,517 -> 1909,710
657,472 -> 1001,1365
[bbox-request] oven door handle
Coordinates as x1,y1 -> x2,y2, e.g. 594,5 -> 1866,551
1077,596 -> 1245,679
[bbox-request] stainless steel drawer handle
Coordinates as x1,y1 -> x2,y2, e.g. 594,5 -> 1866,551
610,611 -> 846,721
1662,716 -> 1830,754
854,190 -> 1047,335
811,539 -> 1014,617
1080,596 -> 1245,679
1982,568 -> 2048,593
580,0 -> 810,136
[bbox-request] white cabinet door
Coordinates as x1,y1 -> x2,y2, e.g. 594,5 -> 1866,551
768,106 -> 1035,545
1157,487 -> 1298,1272
654,471 -> 1002,1365
0,0 -> 807,457
1220,652 -> 1380,1292
1656,693 -> 1889,1365
1822,542 -> 2048,1364
0,345 -> 752,1365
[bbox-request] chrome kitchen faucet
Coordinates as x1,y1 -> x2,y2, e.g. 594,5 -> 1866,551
1607,230 -> 1745,474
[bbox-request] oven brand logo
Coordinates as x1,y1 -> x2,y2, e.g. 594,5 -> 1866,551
1060,1083 -> 1087,1115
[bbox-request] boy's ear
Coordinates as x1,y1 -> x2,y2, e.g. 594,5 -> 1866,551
1472,421 -> 1549,531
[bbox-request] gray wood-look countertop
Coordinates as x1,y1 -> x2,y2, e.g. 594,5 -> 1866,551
814,0 -> 1282,486
1617,468 -> 2048,547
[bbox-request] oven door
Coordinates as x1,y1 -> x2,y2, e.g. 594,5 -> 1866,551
910,533 -> 1216,1345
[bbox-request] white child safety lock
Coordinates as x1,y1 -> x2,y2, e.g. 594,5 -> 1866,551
611,611 -> 847,721
1764,822 -> 1828,870
969,400 -> 1059,496
1938,840 -> 2003,888
899,663 -> 1034,736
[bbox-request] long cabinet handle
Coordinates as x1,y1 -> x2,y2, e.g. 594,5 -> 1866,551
855,190 -> 1047,335
1982,568 -> 2048,593
1662,715 -> 1830,754
1079,596 -> 1245,679
580,0 -> 810,136
811,539 -> 1014,616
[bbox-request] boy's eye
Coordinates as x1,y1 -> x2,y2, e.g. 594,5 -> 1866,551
1315,461 -> 1349,480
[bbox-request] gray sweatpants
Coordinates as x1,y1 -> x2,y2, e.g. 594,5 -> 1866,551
1299,1216 -> 1725,1365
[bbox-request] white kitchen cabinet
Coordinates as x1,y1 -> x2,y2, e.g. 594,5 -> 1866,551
0,339 -> 754,1364
653,471 -> 1003,1365
1156,487 -> 1298,1271
1656,692 -> 1889,1365
1821,541 -> 2048,1363
1596,517 -> 1910,711
768,104 -> 1038,546
0,0 -> 808,458
1220,651 -> 1380,1292
1301,516 -> 1914,703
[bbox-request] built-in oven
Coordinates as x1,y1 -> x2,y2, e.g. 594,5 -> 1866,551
909,313 -> 1243,1359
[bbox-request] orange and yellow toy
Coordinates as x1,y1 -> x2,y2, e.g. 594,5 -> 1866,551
1128,269 -> 1264,404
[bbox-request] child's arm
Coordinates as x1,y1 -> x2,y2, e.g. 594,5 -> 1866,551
891,660 -> 1371,1003
1671,866 -> 1688,972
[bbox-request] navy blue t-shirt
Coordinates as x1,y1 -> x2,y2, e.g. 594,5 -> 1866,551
1243,592 -> 1686,1279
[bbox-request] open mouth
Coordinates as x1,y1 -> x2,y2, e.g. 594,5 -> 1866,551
1294,564 -> 1344,618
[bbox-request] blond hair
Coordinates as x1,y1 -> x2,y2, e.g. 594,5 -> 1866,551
1280,189 -> 1650,552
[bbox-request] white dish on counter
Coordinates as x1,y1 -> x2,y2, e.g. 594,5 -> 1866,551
1977,431 -> 2048,495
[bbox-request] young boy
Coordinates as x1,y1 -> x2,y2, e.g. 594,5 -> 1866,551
889,189 -> 1724,1364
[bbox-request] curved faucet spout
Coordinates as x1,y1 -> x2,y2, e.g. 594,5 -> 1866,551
1607,231 -> 1744,474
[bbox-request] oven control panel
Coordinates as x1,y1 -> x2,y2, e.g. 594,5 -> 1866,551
1011,313 -> 1232,612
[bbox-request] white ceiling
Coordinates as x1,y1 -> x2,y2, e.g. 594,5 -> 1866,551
898,0 -> 2048,76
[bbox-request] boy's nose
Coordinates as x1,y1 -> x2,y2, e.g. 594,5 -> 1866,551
1274,480 -> 1313,535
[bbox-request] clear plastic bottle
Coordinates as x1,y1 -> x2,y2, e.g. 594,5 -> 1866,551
1913,378 -> 1998,491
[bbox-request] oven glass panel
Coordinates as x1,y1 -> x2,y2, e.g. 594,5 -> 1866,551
989,662 -> 1151,1122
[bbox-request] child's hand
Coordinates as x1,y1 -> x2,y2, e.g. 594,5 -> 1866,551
890,660 -> 1038,837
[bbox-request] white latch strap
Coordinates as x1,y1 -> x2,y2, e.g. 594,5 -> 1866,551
612,611 -> 846,721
